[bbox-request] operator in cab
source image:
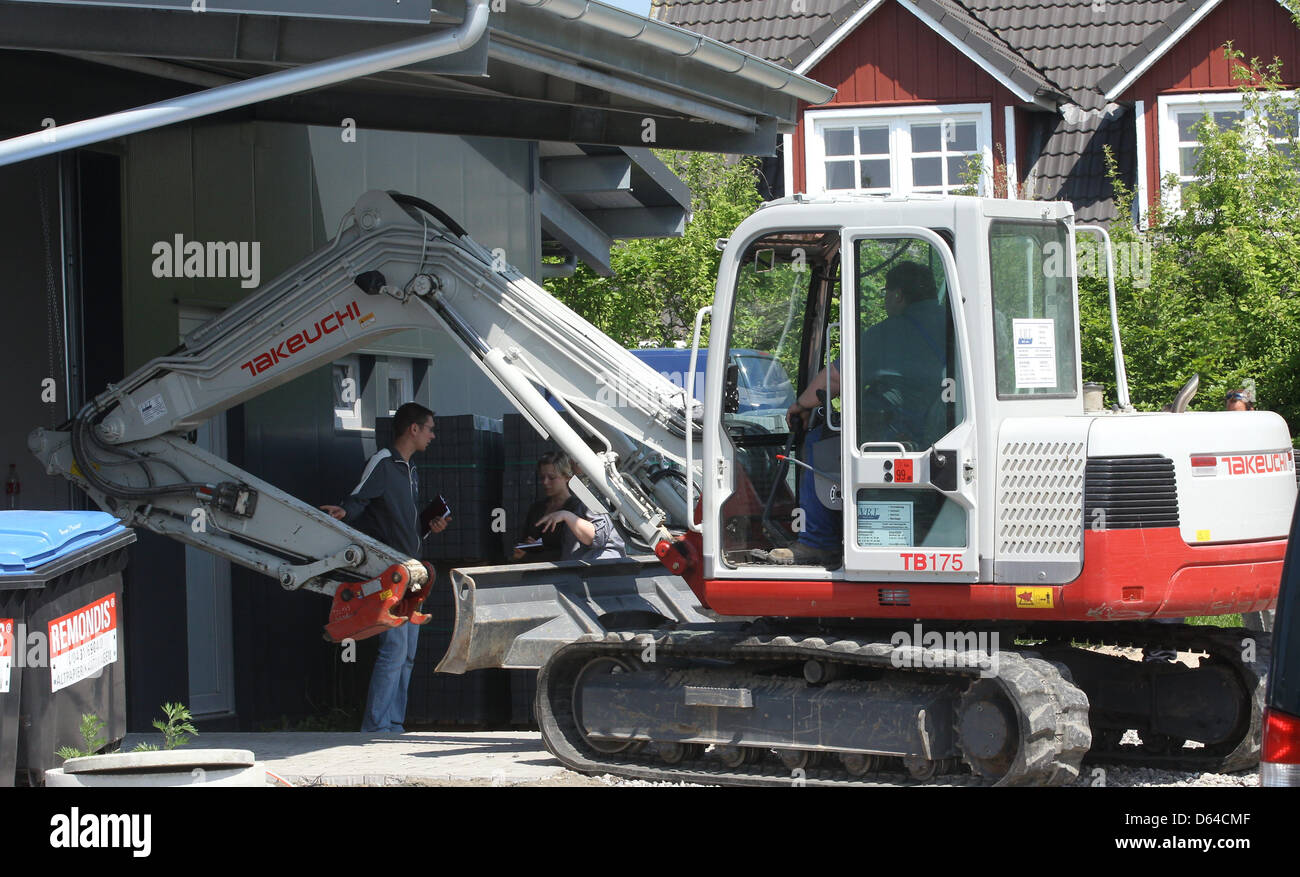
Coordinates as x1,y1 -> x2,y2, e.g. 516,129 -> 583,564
777,261 -> 949,567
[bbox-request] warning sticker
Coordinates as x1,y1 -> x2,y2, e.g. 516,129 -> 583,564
0,618 -> 12,694
857,500 -> 913,547
1015,587 -> 1055,609
1012,319 -> 1057,389
138,393 -> 167,425
48,594 -> 118,693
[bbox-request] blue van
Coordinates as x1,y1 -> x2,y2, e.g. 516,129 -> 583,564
629,348 -> 795,414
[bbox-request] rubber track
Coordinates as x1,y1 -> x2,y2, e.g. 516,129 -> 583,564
535,629 -> 1091,787
1027,622 -> 1271,773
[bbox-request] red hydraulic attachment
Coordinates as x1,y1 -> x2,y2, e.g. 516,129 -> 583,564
324,561 -> 433,642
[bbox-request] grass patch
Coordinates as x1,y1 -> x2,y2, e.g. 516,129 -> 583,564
1182,614 -> 1243,628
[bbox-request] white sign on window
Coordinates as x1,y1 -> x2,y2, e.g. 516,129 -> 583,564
1012,319 -> 1057,389
857,500 -> 914,547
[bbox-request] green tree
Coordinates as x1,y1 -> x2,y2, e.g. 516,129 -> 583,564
1077,49 -> 1300,436
545,151 -> 763,346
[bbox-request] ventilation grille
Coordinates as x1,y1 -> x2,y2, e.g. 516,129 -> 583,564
1294,449 -> 1299,488
1083,455 -> 1179,530
997,440 -> 1085,558
878,588 -> 910,606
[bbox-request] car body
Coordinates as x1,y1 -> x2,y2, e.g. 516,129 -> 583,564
1262,490 -> 1300,786
629,347 -> 795,414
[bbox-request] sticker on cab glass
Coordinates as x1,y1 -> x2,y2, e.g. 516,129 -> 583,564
1015,587 -> 1054,609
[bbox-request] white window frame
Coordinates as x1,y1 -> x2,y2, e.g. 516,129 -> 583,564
333,354 -> 363,432
1157,91 -> 1298,210
385,357 -> 414,416
805,103 -> 994,197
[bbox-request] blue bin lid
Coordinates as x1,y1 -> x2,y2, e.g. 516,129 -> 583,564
0,511 -> 130,575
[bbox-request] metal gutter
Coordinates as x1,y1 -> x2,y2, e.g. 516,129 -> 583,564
490,42 -> 758,132
0,0 -> 491,167
512,0 -> 836,106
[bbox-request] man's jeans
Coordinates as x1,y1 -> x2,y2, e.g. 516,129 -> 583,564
362,621 -> 421,733
797,424 -> 842,550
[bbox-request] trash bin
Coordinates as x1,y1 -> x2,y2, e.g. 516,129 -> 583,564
0,511 -> 134,786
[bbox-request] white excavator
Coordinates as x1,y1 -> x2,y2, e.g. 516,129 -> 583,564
31,189 -> 1294,785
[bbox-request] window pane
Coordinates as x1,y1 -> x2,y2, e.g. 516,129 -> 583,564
858,126 -> 889,155
911,123 -> 941,153
1212,110 -> 1243,130
853,237 -> 963,452
1177,113 -> 1202,141
988,221 -> 1078,398
1267,113 -> 1299,140
859,158 -> 890,188
332,364 -> 353,409
912,156 -> 942,186
724,230 -> 837,564
855,488 -> 968,548
1179,146 -> 1201,176
826,160 -> 855,189
825,128 -> 855,156
948,122 -> 977,152
946,154 -> 971,186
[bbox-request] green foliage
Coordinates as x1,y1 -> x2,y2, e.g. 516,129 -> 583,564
56,713 -> 108,761
56,703 -> 198,761
152,702 -> 198,750
1077,52 -> 1300,435
545,150 -> 763,347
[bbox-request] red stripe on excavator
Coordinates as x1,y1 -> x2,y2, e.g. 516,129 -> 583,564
671,528 -> 1283,622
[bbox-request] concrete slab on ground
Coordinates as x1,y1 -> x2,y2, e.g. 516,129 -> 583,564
118,731 -> 596,787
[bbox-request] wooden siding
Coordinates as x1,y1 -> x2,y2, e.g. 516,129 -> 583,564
793,0 -> 1022,193
1123,0 -> 1300,212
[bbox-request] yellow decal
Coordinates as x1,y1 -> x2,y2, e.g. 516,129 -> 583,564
1196,529 -> 1212,542
379,589 -> 393,601
68,461 -> 99,478
1015,587 -> 1054,609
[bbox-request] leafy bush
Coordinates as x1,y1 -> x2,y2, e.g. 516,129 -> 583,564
1078,51 -> 1300,435
545,150 -> 763,347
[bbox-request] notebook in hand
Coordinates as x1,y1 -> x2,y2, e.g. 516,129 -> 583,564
420,494 -> 451,532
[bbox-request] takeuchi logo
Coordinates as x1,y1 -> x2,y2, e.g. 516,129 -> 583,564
240,301 -> 373,376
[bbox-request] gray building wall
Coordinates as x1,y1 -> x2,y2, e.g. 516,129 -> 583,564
121,121 -> 528,417
0,158 -> 73,513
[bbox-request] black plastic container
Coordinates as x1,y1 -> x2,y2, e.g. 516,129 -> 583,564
0,512 -> 134,785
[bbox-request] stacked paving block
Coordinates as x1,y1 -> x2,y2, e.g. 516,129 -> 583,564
419,414 -> 504,564
372,416 -> 510,726
500,412 -> 563,556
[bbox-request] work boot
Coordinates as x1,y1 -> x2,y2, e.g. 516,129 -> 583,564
768,541 -> 841,568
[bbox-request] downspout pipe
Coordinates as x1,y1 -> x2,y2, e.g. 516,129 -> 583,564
0,0 -> 490,167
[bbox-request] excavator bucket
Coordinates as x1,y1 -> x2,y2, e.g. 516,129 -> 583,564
435,555 -> 709,674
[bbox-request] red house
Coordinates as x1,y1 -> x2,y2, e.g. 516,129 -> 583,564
655,0 -> 1300,223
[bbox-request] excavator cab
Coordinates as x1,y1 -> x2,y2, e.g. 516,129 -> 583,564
704,200 -> 984,583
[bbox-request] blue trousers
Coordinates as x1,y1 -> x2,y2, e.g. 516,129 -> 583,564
362,621 -> 421,733
797,424 -> 842,550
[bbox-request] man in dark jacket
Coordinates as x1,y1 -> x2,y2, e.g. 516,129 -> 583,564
321,402 -> 446,733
